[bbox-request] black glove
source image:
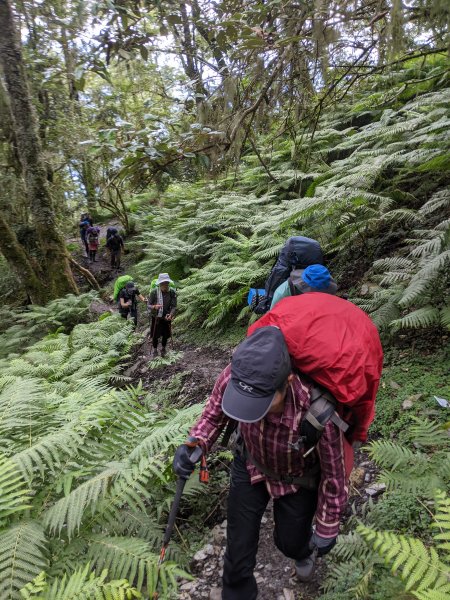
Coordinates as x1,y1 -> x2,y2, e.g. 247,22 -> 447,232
173,443 -> 203,480
309,533 -> 337,557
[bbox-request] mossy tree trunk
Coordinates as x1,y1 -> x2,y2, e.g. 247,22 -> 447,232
0,0 -> 78,300
0,214 -> 47,303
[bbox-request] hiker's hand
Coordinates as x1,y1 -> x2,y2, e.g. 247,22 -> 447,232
166,314 -> 173,321
154,304 -> 163,309
309,533 -> 337,557
173,443 -> 202,480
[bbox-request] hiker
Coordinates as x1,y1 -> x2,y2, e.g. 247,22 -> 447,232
270,264 -> 337,309
147,273 -> 177,357
106,229 -> 124,269
173,299 -> 382,599
251,236 -> 326,314
86,225 -> 100,263
118,281 -> 146,327
79,217 -> 90,257
106,226 -> 118,241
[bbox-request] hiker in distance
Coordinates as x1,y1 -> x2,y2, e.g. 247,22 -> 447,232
173,298 -> 382,599
106,228 -> 125,269
118,281 -> 146,327
78,215 -> 90,257
148,273 -> 177,357
270,263 -> 337,309
86,224 -> 100,263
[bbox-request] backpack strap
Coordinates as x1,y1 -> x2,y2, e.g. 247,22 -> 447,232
288,276 -> 298,296
243,444 -> 320,490
219,419 -> 238,447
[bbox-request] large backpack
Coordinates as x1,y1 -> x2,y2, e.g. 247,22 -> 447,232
106,227 -> 118,240
149,277 -> 177,292
251,236 -> 324,314
248,293 -> 383,444
113,275 -> 133,302
87,227 -> 99,244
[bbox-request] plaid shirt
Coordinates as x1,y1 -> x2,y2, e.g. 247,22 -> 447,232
190,365 -> 348,538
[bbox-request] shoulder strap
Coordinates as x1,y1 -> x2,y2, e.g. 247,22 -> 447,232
288,276 -> 298,296
219,419 -> 238,447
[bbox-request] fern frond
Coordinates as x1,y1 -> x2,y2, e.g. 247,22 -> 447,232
20,563 -> 142,600
0,521 -> 48,600
0,454 -> 31,523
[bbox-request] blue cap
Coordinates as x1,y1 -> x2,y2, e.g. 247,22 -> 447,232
301,264 -> 331,290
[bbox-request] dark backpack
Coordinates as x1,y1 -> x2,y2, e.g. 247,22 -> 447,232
107,234 -> 122,251
252,236 -> 324,314
107,227 -> 118,240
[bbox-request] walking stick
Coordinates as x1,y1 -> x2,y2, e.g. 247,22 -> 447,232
153,445 -> 205,599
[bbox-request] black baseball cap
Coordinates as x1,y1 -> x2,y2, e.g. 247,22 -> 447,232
222,327 -> 291,423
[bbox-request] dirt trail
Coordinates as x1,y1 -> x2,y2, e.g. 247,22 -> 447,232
69,222 -> 131,288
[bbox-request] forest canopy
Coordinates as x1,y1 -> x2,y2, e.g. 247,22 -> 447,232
0,0 -> 448,305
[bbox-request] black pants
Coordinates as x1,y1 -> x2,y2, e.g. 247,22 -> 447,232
120,307 -> 137,327
151,316 -> 171,348
110,249 -> 121,268
89,250 -> 97,262
81,237 -> 88,255
222,456 -> 317,600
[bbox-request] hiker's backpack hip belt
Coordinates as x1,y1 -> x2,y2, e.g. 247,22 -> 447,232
238,444 -> 321,491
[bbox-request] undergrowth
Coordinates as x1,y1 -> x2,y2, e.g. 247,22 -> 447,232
132,58 -> 449,338
0,314 -> 221,599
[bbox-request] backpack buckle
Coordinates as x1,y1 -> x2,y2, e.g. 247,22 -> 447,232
288,435 -> 306,451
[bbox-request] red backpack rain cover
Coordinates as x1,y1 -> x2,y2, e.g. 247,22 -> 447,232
247,294 -> 383,443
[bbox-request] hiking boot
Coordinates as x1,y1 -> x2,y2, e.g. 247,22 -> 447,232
295,550 -> 317,582
161,347 -> 167,358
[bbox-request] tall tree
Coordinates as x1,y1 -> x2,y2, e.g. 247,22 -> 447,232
0,0 -> 78,301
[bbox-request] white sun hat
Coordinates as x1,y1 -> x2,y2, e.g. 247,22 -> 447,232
156,273 -> 173,285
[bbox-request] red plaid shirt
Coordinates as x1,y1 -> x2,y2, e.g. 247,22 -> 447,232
190,365 -> 348,538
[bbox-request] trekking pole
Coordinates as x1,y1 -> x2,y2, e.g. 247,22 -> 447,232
152,445 -> 206,599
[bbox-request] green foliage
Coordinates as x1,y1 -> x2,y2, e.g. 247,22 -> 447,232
367,418 -> 449,497
19,564 -> 141,600
323,416 -> 450,600
133,72 -> 449,335
369,491 -> 433,537
369,350 -> 450,440
148,350 -> 184,370
0,315 -> 208,598
358,491 -> 450,599
0,293 -> 100,358
0,455 -> 31,524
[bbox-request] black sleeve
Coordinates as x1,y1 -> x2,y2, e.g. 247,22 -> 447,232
148,290 -> 157,306
170,290 -> 177,314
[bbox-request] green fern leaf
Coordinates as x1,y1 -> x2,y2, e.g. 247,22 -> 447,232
0,520 -> 48,599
